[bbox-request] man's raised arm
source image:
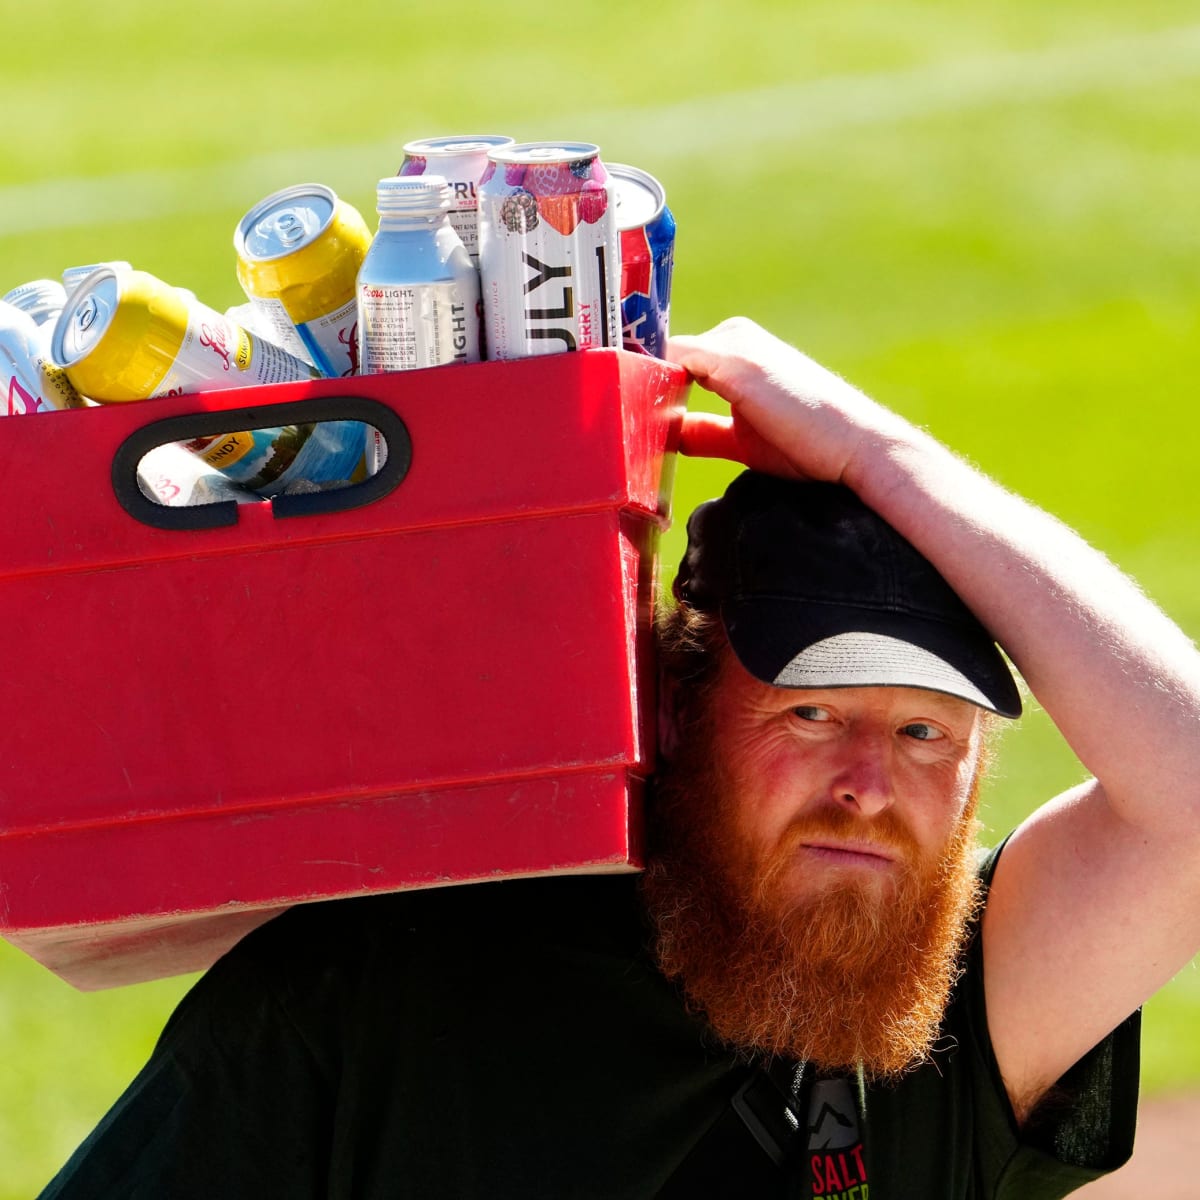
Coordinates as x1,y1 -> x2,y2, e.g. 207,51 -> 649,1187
667,317 -> 1200,1119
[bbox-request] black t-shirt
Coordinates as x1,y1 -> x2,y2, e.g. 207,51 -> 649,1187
38,849 -> 1139,1199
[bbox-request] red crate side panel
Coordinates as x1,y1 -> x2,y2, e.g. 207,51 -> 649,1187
0,511 -> 648,829
2,770 -> 644,990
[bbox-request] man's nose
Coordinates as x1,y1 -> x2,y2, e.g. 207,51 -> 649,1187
829,731 -> 896,817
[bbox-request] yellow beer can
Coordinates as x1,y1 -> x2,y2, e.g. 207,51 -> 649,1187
234,183 -> 372,379
51,266 -> 317,403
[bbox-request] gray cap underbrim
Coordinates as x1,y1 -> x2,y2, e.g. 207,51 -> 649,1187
772,632 -> 999,711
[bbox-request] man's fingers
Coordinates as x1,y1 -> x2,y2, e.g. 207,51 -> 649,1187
677,412 -> 739,460
664,336 -> 717,388
678,413 -> 808,479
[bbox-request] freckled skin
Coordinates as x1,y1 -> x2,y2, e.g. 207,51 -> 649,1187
705,659 -> 984,904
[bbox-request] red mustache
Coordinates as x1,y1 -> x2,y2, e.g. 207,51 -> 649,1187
770,804 -> 922,868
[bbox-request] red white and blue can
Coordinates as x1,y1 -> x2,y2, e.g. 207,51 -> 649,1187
609,164 -> 675,359
477,141 -> 619,361
398,135 -> 514,263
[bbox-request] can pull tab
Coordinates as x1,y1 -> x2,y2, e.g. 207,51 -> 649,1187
268,209 -> 312,249
111,396 -> 412,531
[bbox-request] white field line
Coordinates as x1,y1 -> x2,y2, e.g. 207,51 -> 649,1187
2,23 -> 1200,237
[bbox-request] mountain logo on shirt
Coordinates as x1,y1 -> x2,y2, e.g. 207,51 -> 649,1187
808,1078 -> 869,1199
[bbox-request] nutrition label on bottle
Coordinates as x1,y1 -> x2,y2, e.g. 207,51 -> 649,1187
359,285 -> 420,372
358,282 -> 475,373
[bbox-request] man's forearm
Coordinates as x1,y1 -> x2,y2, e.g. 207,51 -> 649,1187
846,422 -> 1200,835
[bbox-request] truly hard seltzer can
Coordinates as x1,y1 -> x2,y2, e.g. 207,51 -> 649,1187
477,141 -> 620,360
234,184 -> 372,378
398,135 -> 514,263
608,164 -> 675,359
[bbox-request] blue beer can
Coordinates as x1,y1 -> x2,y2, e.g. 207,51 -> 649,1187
609,164 -> 675,359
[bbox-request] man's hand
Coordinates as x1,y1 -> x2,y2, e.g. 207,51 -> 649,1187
666,318 -> 913,488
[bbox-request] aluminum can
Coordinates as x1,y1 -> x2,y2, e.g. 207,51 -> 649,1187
179,418 -> 370,498
51,266 -> 317,402
135,442 -> 258,507
356,176 -> 481,373
5,278 -> 70,327
234,184 -> 372,378
478,141 -> 619,360
0,291 -> 86,415
398,135 -> 514,263
50,267 -> 368,495
62,261 -> 132,296
609,164 -> 676,359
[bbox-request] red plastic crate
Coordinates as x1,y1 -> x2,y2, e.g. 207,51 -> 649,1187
0,349 -> 687,989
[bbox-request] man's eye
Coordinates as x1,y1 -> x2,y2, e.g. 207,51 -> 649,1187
902,722 -> 943,741
792,706 -> 832,723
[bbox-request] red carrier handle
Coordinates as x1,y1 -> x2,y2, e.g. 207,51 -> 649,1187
110,395 -> 414,531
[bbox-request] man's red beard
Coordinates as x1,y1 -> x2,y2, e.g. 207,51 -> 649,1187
641,729 -> 983,1081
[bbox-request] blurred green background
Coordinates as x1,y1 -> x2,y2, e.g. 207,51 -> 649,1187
3,0 -> 1199,1194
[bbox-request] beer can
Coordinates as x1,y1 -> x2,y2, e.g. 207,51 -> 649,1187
180,418 -> 370,498
234,184 -> 372,378
135,442 -> 259,507
5,279 -> 69,327
1,280 -> 87,412
398,135 -> 514,263
50,267 -> 369,496
478,141 -> 620,361
609,164 -> 675,359
62,261 -> 132,295
51,266 -> 317,402
1,300 -> 86,415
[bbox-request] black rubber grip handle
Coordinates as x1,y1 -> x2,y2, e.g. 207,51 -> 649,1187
111,396 -> 413,531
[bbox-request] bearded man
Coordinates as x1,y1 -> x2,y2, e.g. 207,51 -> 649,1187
645,475 -> 1000,1086
40,319 -> 1200,1200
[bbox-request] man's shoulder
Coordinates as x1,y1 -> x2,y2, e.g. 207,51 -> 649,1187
229,870 -> 647,969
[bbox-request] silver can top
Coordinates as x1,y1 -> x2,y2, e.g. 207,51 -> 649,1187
62,261 -> 132,293
487,141 -> 601,165
235,183 -> 338,263
402,134 -> 514,158
607,164 -> 667,231
3,279 -> 69,325
51,269 -> 121,368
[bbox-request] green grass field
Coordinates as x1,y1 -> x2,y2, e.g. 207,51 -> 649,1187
4,1 -> 1200,1193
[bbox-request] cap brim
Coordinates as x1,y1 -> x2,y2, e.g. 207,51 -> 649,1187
723,597 -> 1022,718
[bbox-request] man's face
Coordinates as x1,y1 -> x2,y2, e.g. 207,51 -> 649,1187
706,658 -> 983,906
643,652 -> 987,1079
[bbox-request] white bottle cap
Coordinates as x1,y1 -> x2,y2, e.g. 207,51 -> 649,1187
376,175 -> 451,215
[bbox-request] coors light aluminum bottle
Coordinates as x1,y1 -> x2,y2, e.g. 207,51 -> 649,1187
477,141 -> 619,360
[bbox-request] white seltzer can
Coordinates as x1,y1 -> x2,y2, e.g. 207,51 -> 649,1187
398,135 -> 514,264
478,141 -> 620,361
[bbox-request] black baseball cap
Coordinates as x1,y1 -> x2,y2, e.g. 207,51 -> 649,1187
673,472 -> 1022,718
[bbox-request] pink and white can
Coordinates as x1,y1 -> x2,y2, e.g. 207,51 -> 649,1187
398,135 -> 514,263
477,141 -> 619,361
